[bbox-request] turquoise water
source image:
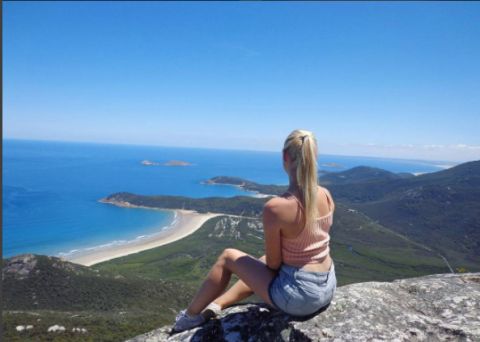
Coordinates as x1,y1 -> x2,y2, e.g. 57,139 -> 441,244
2,139 -> 452,258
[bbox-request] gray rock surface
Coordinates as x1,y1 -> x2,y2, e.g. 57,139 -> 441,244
2,254 -> 38,280
127,272 -> 480,341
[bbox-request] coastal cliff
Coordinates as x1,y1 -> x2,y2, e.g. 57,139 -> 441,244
128,272 -> 480,341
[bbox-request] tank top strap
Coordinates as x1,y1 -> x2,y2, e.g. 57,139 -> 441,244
285,191 -> 303,208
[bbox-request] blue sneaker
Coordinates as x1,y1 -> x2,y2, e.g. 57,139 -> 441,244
173,309 -> 206,333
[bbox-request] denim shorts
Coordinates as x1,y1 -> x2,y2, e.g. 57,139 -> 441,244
268,261 -> 336,316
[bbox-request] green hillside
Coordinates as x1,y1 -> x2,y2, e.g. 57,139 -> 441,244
4,161 -> 478,340
326,161 -> 480,271
203,161 -> 480,272
3,205 -> 448,341
95,205 -> 448,286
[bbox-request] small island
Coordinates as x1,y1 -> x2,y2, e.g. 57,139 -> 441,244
321,162 -> 344,169
141,160 -> 193,167
163,160 -> 192,167
141,160 -> 160,166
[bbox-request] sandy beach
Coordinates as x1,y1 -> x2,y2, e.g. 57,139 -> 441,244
67,209 -> 222,267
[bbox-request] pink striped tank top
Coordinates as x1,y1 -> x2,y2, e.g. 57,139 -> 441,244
281,189 -> 333,266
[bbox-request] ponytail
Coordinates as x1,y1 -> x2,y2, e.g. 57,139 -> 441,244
297,135 -> 319,226
283,130 -> 319,227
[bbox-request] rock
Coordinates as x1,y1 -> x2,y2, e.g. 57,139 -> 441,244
47,324 -> 65,333
126,272 -> 480,341
3,254 -> 37,280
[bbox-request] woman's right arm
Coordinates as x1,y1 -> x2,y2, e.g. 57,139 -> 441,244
263,199 -> 282,271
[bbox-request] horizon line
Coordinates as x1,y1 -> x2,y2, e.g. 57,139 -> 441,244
3,137 -> 465,166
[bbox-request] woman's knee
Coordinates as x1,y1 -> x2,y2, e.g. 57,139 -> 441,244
218,248 -> 240,263
220,250 -> 266,265
218,248 -> 251,271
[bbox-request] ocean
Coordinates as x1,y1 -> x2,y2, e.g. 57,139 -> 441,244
2,139 -> 454,258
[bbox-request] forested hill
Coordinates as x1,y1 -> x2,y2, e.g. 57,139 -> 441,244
205,166 -> 419,194
320,165 -> 414,185
102,160 -> 479,272
101,193 -> 267,218
203,160 -> 480,271
325,160 -> 480,271
203,176 -> 286,196
2,254 -> 194,340
207,161 -> 479,192
324,160 -> 480,202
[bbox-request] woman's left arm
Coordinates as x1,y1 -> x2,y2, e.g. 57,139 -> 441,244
263,200 -> 282,271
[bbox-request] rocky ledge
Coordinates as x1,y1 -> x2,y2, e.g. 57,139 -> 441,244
127,272 -> 480,341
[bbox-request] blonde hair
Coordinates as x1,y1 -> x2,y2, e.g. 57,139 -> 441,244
283,129 -> 319,227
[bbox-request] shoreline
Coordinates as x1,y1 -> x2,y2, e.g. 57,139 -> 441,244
201,179 -> 275,198
66,208 -> 222,267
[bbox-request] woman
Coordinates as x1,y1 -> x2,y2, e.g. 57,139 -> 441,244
173,129 -> 336,332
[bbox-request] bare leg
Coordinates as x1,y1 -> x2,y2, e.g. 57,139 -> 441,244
213,255 -> 267,309
213,279 -> 253,309
186,250 -> 275,316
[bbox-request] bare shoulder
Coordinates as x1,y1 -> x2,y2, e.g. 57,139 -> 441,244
318,185 -> 333,197
263,195 -> 292,224
263,196 -> 288,215
318,185 -> 335,210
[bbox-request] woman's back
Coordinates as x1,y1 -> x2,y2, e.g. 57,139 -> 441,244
276,186 -> 335,272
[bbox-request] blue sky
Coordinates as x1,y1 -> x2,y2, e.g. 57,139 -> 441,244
4,2 -> 480,162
